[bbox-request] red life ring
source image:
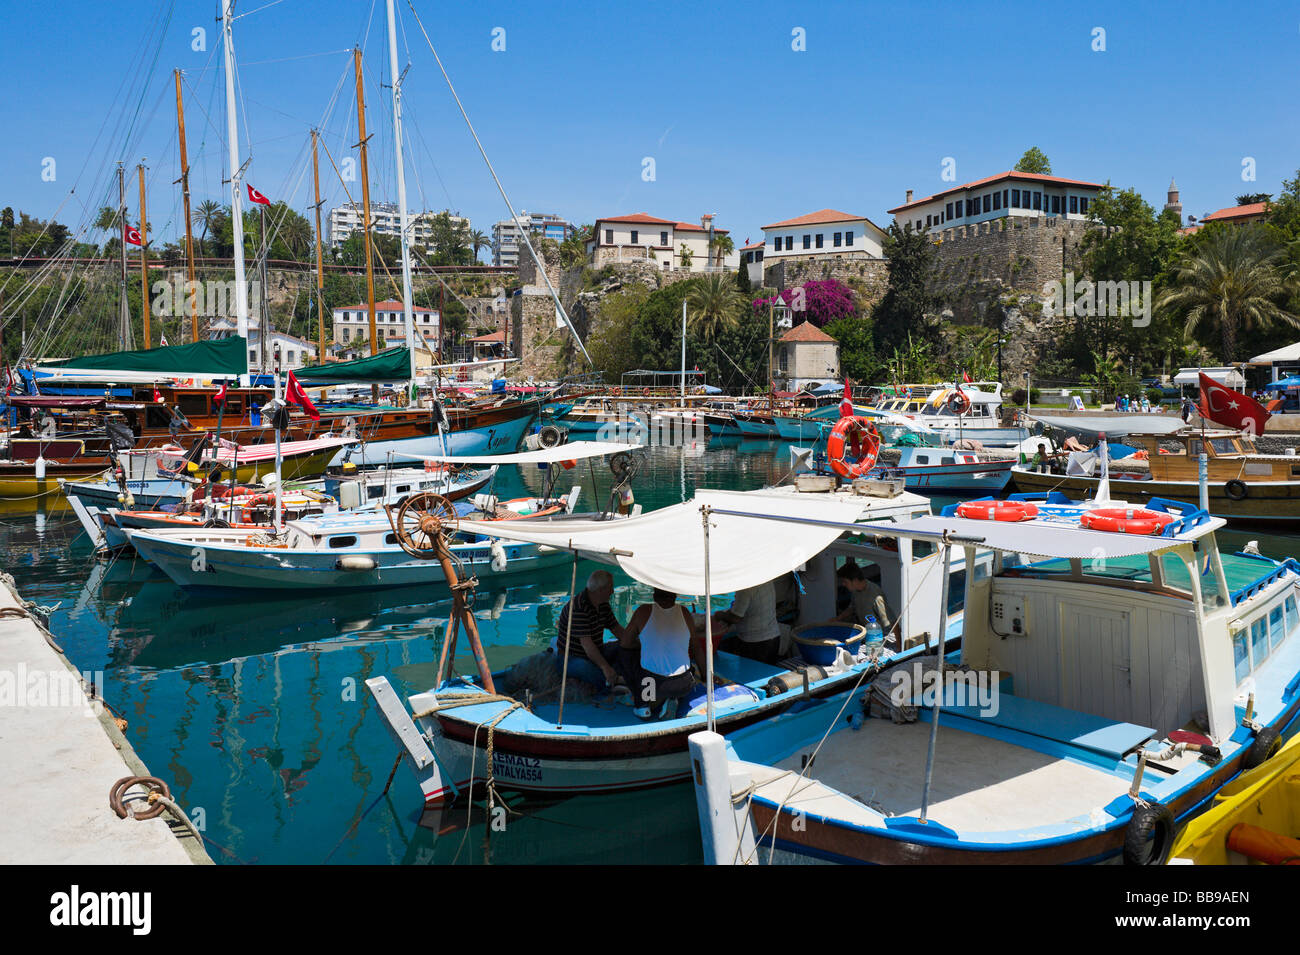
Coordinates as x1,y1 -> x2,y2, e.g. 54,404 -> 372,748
826,416 -> 880,479
1080,507 -> 1175,535
947,391 -> 971,415
955,500 -> 1039,522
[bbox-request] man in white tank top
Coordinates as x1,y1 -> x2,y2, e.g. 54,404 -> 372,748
624,589 -> 701,720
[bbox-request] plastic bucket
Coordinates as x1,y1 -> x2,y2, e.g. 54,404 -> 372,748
793,623 -> 867,666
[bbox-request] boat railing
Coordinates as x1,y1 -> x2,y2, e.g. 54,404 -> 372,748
1228,556 -> 1300,608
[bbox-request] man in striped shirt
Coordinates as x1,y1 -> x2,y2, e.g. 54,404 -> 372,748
555,570 -> 637,689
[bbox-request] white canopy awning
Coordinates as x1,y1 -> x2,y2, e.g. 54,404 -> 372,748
876,514 -> 1192,559
1249,342 -> 1300,365
411,440 -> 641,465
454,488 -> 877,595
1173,367 -> 1245,387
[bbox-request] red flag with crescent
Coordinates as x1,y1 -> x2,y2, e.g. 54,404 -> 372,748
124,224 -> 142,246
285,370 -> 320,420
247,184 -> 271,206
1198,372 -> 1269,436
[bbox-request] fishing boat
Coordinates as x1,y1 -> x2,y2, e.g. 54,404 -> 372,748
871,445 -> 1014,494
126,441 -> 637,591
906,382 -> 1029,448
688,491 -> 1300,865
363,481 -> 990,807
1011,427 -> 1300,524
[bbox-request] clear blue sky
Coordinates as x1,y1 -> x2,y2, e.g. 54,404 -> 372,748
2,0 -> 1297,251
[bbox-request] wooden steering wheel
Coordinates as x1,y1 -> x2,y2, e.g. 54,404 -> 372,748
392,492 -> 458,559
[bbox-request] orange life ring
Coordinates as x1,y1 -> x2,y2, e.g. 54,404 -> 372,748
826,416 -> 880,479
1080,507 -> 1174,535
955,500 -> 1039,522
947,391 -> 971,415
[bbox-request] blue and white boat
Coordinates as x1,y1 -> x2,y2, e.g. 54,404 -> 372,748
871,446 -> 1014,494
365,483 -> 989,806
689,492 -> 1300,865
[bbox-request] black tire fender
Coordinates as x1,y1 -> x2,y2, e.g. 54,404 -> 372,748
1225,479 -> 1248,501
1243,726 -> 1281,770
1123,801 -> 1175,865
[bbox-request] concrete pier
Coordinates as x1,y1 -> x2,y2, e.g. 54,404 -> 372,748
0,572 -> 210,864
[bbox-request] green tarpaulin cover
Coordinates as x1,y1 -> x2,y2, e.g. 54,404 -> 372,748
295,348 -> 412,384
47,337 -> 249,376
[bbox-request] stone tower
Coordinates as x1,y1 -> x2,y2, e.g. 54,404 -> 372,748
1164,178 -> 1183,226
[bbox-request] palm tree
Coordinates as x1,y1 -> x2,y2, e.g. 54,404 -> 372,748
283,216 -> 312,260
1156,223 -> 1300,362
708,233 -> 734,270
468,229 -> 491,263
192,200 -> 221,258
686,273 -> 744,342
94,205 -> 121,233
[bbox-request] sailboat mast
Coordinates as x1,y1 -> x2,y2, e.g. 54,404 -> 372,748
386,0 -> 417,393
174,69 -> 198,343
117,163 -> 130,349
311,130 -> 325,364
259,206 -> 270,373
352,48 -> 378,356
138,163 -> 151,349
222,0 -> 250,342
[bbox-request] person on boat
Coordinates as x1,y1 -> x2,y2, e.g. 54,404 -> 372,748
713,580 -> 782,664
1030,442 -> 1051,472
554,570 -> 637,690
624,588 -> 701,720
835,562 -> 893,635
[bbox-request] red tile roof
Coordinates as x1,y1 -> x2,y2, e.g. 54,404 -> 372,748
468,330 -> 505,343
779,321 -> 836,344
338,300 -> 436,313
741,240 -> 764,250
887,171 -> 1107,214
672,221 -> 729,234
762,209 -> 866,230
592,213 -> 727,234
1202,202 -> 1269,222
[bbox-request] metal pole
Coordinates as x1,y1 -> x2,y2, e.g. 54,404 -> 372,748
386,0 -> 418,397
556,550 -> 577,727
117,164 -> 130,349
259,205 -> 269,374
1198,451 -> 1209,512
174,70 -> 199,343
702,505 -> 715,732
137,163 -> 151,349
919,539 -> 954,823
352,48 -> 379,357
221,0 -> 250,341
680,298 -> 687,406
273,353 -> 282,534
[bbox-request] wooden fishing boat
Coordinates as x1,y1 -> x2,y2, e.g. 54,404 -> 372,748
690,492 -> 1300,865
1011,428 -> 1300,523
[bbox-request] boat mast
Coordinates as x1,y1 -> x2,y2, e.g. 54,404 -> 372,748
386,0 -> 417,397
221,0 -> 250,344
352,48 -> 378,357
174,69 -> 199,343
116,163 -> 131,349
258,205 -> 270,373
311,130 -> 326,364
137,163 -> 151,349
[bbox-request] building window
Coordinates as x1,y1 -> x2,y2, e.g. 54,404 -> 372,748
660,231 -> 668,246
1080,197 -> 1089,214
833,232 -> 842,247
1050,195 -> 1061,215
815,233 -> 824,248
844,231 -> 853,246
945,202 -> 954,220
287,350 -> 296,364
604,229 -> 612,243
1032,192 -> 1041,211
787,236 -> 794,251
802,234 -> 811,249
925,215 -> 932,228
630,230 -> 638,244
982,194 -> 991,213
1069,195 -> 1079,214
992,191 -> 1001,211
343,328 -> 350,341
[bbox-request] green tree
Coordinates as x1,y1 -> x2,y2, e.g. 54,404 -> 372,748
559,224 -> 590,269
1157,223 -> 1300,361
686,273 -> 745,343
468,229 -> 491,263
824,314 -> 881,383
872,222 -> 940,354
735,262 -> 752,294
426,211 -> 471,265
1014,147 -> 1052,174
192,199 -> 222,258
1236,193 -> 1272,206
708,233 -> 734,270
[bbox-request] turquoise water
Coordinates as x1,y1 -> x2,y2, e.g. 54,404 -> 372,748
4,437 -> 1296,865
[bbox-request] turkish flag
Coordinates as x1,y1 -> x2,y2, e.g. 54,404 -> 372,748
1198,372 -> 1269,436
247,184 -> 271,206
152,388 -> 165,404
285,370 -> 320,420
124,224 -> 142,246
840,379 -> 854,419
214,382 -> 228,406
962,370 -> 972,383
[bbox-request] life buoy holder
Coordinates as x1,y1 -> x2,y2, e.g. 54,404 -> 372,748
1080,507 -> 1175,536
947,391 -> 971,415
955,500 -> 1039,522
826,416 -> 880,479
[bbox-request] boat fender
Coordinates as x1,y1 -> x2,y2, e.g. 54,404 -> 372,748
203,518 -> 232,529
125,493 -> 136,509
1122,802 -> 1175,865
1225,479 -> 1248,502
336,555 -> 378,571
1242,726 -> 1281,769
764,666 -> 828,696
490,539 -> 508,572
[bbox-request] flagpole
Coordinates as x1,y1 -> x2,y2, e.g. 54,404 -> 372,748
387,0 -> 417,402
274,352 -> 283,535
221,0 -> 250,344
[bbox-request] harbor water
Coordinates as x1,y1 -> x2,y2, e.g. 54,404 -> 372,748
4,437 -> 1296,864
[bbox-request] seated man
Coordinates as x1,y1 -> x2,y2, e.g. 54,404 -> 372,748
714,580 -> 781,664
624,589 -> 701,720
835,562 -> 894,637
554,570 -> 636,691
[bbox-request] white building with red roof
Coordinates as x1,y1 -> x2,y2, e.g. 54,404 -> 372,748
887,171 -> 1106,234
585,213 -> 737,272
331,300 -> 440,350
777,320 -> 840,389
760,209 -> 889,265
1181,200 -> 1270,235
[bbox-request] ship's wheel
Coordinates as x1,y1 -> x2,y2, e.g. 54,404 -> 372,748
392,492 -> 458,559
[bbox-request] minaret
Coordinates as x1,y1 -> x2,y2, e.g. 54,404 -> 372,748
1164,178 -> 1183,226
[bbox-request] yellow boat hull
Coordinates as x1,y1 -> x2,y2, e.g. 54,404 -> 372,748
1169,734 -> 1300,864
